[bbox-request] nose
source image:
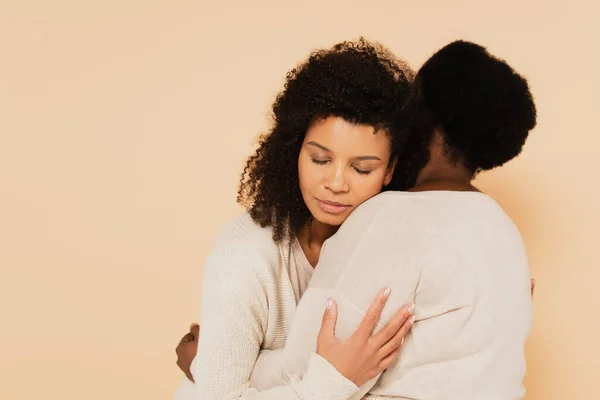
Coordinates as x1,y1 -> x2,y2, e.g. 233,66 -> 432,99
323,161 -> 349,193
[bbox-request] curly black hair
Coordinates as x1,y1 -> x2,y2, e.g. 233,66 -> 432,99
395,40 -> 537,179
237,38 -> 414,242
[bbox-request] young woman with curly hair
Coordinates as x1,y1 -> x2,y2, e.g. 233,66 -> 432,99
173,38 -> 417,400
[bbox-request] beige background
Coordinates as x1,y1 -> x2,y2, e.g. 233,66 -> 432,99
1,1 -> 598,399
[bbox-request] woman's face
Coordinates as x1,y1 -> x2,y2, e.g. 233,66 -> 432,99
298,116 -> 395,227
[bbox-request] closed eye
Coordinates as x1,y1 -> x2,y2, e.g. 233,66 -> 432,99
353,167 -> 372,175
311,158 -> 329,165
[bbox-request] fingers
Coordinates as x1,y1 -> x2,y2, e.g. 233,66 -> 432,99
175,336 -> 188,356
377,308 -> 415,358
373,303 -> 414,348
355,288 -> 391,339
318,297 -> 338,342
177,323 -> 200,351
378,345 -> 401,370
179,332 -> 195,345
531,278 -> 536,298
190,324 -> 200,339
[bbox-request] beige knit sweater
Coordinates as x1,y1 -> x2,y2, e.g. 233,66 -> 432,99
192,213 -> 359,400
193,191 -> 533,400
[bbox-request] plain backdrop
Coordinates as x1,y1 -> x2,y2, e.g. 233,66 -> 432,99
1,1 -> 598,399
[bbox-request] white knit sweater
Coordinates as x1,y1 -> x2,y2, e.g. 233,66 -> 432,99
192,213 -> 359,400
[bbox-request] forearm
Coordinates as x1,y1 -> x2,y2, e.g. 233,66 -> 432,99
250,349 -> 298,389
198,353 -> 358,400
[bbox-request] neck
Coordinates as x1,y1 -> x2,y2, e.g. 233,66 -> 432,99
297,219 -> 338,249
414,162 -> 474,187
411,131 -> 478,192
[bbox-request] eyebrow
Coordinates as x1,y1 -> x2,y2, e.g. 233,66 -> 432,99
307,141 -> 331,152
306,141 -> 382,161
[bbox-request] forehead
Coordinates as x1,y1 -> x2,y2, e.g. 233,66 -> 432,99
304,116 -> 391,154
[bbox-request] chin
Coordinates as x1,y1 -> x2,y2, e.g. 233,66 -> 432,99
312,211 -> 348,227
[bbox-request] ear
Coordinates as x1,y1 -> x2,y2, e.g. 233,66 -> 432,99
383,156 -> 397,186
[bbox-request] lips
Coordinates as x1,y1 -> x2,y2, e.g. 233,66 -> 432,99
316,198 -> 351,214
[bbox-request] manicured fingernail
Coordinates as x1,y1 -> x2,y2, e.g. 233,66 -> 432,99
408,303 -> 415,314
401,337 -> 405,346
409,315 -> 416,324
326,298 -> 333,309
383,287 -> 391,297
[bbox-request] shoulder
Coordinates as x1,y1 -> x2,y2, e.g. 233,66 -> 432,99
352,191 -> 420,222
333,191 -> 411,238
318,192 -> 409,264
206,212 -> 288,287
213,212 -> 273,246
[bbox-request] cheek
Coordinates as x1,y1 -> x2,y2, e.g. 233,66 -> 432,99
351,172 -> 387,203
297,157 -> 319,193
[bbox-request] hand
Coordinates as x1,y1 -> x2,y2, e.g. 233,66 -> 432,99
175,323 -> 200,382
316,288 -> 415,387
531,278 -> 536,298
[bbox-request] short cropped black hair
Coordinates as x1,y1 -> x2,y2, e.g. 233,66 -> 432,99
397,40 -> 537,177
237,38 -> 414,242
